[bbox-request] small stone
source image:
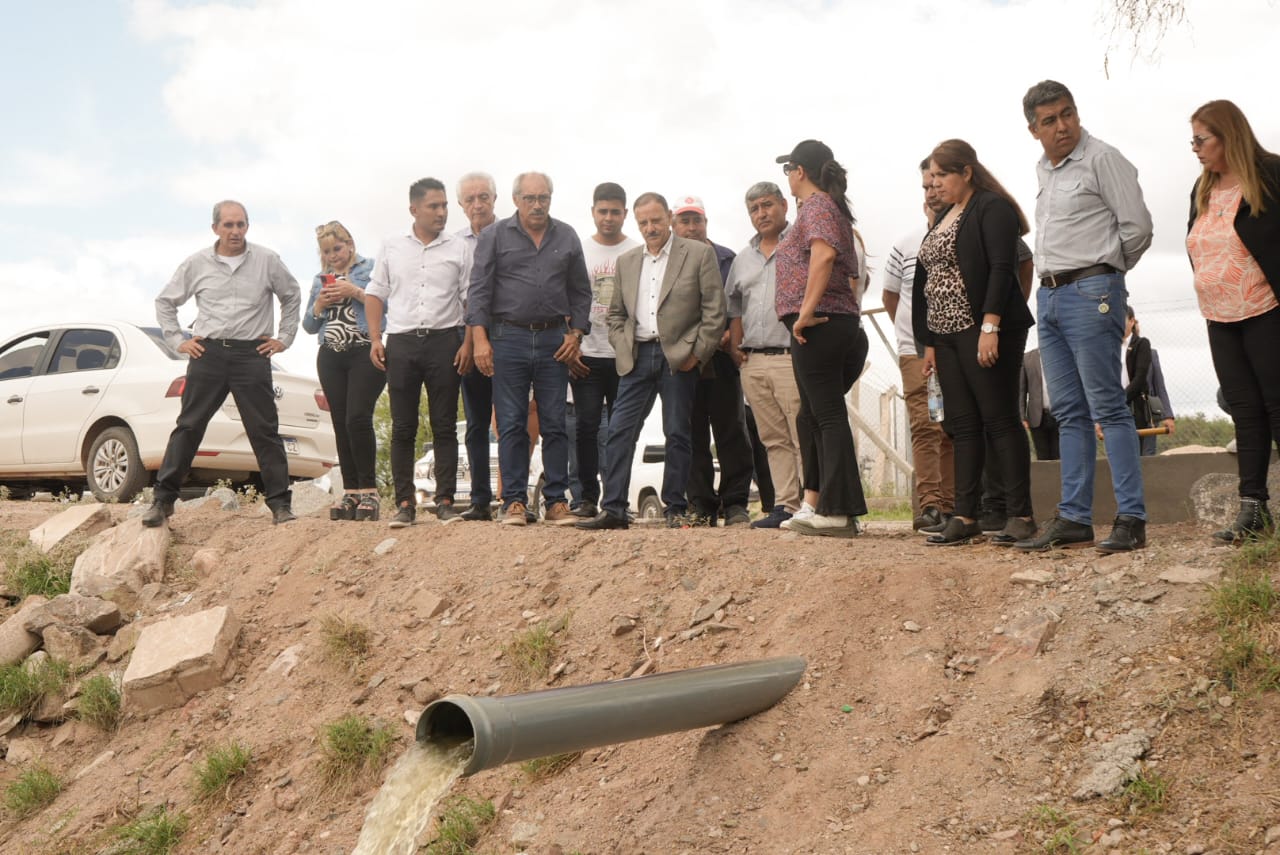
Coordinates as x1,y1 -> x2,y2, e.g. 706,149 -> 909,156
610,616 -> 635,637
1185,845 -> 1206,855
412,681 -> 440,706
1218,695 -> 1234,708
373,538 -> 398,556
274,787 -> 301,812
856,775 -> 870,786
1263,824 -> 1280,846
509,821 -> 539,847
902,621 -> 922,633
1157,566 -> 1220,586
1010,569 -> 1055,586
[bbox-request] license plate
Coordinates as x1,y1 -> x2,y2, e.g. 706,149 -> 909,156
282,436 -> 299,454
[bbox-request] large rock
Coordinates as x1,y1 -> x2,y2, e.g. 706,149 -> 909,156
41,625 -> 103,668
69,517 -> 168,608
28,503 -> 111,553
22,594 -> 123,636
1073,729 -> 1151,800
122,606 -> 241,714
0,596 -> 50,667
288,481 -> 333,518
1191,466 -> 1280,527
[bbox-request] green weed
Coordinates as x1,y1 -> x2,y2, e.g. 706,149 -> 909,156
4,764 -> 62,818
76,674 -> 122,731
503,617 -> 568,686
521,752 -> 581,781
423,795 -> 496,855
320,614 -> 372,672
0,657 -> 73,717
112,805 -> 188,854
318,715 -> 396,788
193,742 -> 253,801
1121,767 -> 1170,814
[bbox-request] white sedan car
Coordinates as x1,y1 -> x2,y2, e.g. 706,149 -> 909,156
0,321 -> 337,501
415,410 -> 669,520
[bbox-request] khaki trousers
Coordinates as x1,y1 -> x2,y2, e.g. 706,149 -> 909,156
900,354 -> 955,513
740,352 -> 803,512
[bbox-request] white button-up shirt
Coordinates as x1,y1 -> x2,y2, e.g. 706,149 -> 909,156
366,228 -> 473,333
635,234 -> 672,341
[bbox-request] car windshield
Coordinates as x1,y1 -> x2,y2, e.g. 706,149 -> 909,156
140,327 -> 191,360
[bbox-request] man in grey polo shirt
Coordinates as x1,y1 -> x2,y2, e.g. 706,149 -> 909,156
726,182 -> 802,529
143,199 -> 301,527
1014,80 -> 1154,554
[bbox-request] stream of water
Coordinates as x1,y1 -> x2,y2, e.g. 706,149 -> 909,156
351,738 -> 473,855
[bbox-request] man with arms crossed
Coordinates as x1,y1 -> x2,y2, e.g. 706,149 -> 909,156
144,200 -> 301,527
1014,79 -> 1154,553
367,177 -> 473,528
577,193 -> 726,530
467,171 -> 591,526
572,182 -> 639,518
881,160 -> 955,533
726,182 -> 804,529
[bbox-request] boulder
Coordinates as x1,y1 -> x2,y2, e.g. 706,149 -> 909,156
0,596 -> 49,667
22,594 -> 123,635
106,623 -> 142,663
209,487 -> 240,511
28,503 -> 111,553
41,625 -> 102,667
1191,466 -> 1280,527
122,606 -> 241,714
69,517 -> 168,609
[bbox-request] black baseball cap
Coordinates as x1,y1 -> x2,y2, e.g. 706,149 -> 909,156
775,139 -> 834,173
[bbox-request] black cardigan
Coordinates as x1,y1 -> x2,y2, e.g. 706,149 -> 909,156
1124,335 -> 1151,404
1187,155 -> 1280,302
911,189 -> 1035,347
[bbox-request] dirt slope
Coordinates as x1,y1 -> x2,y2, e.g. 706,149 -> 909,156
0,500 -> 1277,855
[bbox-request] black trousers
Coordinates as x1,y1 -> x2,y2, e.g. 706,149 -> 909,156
688,350 -> 754,514
154,340 -> 291,509
787,313 -> 868,517
386,329 -> 463,507
1208,306 -> 1280,501
1029,411 -> 1061,461
745,405 -> 775,511
317,344 -> 386,490
933,325 -> 1032,520
460,366 -> 493,506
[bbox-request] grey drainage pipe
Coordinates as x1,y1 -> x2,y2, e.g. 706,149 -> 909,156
416,655 -> 806,776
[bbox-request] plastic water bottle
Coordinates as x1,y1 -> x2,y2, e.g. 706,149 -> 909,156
927,373 -> 945,423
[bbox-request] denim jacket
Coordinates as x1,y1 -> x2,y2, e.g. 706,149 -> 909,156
302,256 -> 374,337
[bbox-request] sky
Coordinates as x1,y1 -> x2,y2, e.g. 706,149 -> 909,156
3,0 -> 1278,419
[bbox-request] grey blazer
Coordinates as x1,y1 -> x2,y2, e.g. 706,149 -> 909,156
608,236 -> 726,376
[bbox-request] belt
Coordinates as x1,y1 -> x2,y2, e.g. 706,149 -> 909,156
500,318 -> 565,331
203,338 -> 261,348
740,346 -> 790,355
1040,263 -> 1117,289
390,327 -> 461,338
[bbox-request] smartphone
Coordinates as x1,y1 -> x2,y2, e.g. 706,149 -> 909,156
320,274 -> 336,286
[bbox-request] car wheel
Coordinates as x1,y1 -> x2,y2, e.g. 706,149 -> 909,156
639,493 -> 663,521
86,426 -> 149,502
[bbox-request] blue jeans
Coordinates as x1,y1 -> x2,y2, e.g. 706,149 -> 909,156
490,324 -> 570,509
1037,274 -> 1145,523
600,341 -> 698,519
571,355 -> 619,506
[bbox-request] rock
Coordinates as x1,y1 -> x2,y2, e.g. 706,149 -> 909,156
1157,565 -> 1221,586
412,681 -> 440,706
374,538 -> 398,556
69,517 -> 169,609
404,587 -> 450,620
74,749 -> 115,781
987,609 -> 1060,661
274,786 -> 301,812
509,821 -> 540,848
106,623 -> 142,663
190,549 -> 222,576
0,712 -> 22,736
22,594 -> 123,635
265,644 -> 303,679
28,503 -> 111,553
0,596 -> 49,667
30,688 -> 69,724
691,593 -> 733,626
610,615 -> 636,636
1264,824 -> 1280,846
41,625 -> 101,665
1072,729 -> 1150,800
1010,569 -> 1055,586
1191,468 -> 1280,525
902,621 -> 922,633
204,487 -> 238,510
5,736 -> 40,765
174,496 -> 209,512
288,481 -> 333,517
1185,845 -> 1206,855
122,606 -> 242,714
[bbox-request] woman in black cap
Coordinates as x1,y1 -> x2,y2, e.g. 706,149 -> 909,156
773,139 -> 867,538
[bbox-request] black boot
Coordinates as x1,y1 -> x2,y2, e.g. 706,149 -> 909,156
1096,515 -> 1146,553
1213,498 -> 1273,544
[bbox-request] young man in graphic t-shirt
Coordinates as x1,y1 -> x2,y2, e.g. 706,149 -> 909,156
571,183 -> 639,517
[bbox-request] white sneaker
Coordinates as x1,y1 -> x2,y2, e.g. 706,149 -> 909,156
780,503 -> 816,530
790,512 -> 858,538
801,513 -> 849,529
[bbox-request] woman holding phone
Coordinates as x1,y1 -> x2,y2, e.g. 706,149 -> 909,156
304,221 -> 385,521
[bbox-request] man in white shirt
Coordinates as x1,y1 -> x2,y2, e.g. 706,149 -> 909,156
881,160 -> 954,533
571,182 -> 639,517
366,177 -> 473,528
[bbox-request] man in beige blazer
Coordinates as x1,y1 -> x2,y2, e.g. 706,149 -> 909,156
577,192 -> 726,529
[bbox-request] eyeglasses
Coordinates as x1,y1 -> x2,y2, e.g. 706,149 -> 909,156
462,193 -> 492,205
518,194 -> 551,206
1190,134 -> 1215,149
782,163 -> 799,175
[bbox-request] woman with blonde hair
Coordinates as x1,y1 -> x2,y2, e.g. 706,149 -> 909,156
912,139 -> 1036,546
1186,99 -> 1280,543
303,221 -> 386,520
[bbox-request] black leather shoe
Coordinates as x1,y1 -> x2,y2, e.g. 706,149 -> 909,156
913,505 -> 943,531
271,506 -> 297,525
926,516 -> 982,546
1213,498 -> 1273,544
920,511 -> 952,534
979,509 -> 1007,532
573,502 -> 598,518
724,505 -> 751,526
1013,516 -> 1094,551
575,512 -> 629,531
990,517 -> 1038,546
140,501 -> 174,528
460,504 -> 492,522
1096,514 -> 1146,553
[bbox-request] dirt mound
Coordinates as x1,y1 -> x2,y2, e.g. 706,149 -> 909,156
1,500 -> 1277,854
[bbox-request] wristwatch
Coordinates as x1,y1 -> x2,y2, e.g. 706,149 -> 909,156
571,329 -> 584,341
980,322 -> 1001,333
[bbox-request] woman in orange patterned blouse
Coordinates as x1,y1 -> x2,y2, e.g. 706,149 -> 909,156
1187,99 -> 1280,543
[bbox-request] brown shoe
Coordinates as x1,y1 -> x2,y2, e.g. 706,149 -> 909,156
501,501 -> 528,526
544,501 -> 577,526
